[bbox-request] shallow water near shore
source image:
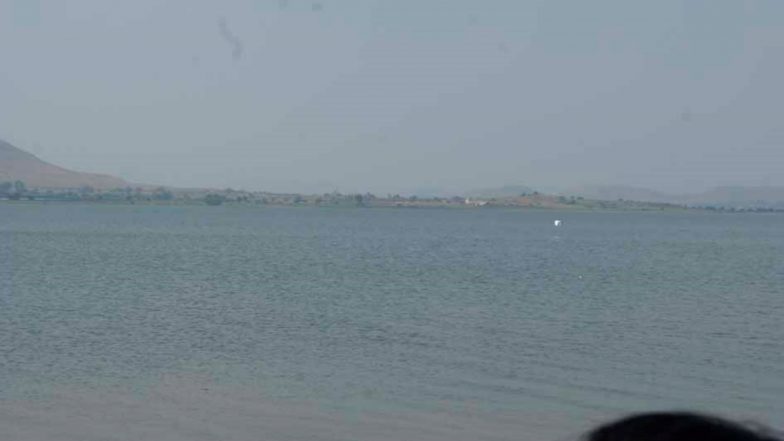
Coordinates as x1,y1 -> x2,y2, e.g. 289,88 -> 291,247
1,204 -> 783,440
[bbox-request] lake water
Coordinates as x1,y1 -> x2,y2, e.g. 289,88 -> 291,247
1,204 -> 782,440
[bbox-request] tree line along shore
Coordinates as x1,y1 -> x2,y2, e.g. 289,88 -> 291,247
1,180 -> 781,212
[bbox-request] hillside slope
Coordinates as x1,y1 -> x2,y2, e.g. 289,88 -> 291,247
0,139 -> 127,189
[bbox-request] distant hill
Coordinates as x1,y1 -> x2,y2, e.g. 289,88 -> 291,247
689,186 -> 784,209
0,138 -> 127,189
569,185 -> 675,203
466,184 -> 536,199
573,184 -> 784,209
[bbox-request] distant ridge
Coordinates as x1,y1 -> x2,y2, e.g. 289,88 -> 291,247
569,185 -> 674,203
573,184 -> 784,209
466,184 -> 535,199
0,138 -> 127,189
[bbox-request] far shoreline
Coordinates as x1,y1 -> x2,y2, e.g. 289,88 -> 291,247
2,197 -> 781,214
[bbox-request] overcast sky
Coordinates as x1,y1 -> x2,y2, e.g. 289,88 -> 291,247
1,0 -> 782,194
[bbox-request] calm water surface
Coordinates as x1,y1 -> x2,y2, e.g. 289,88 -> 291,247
1,204 -> 782,440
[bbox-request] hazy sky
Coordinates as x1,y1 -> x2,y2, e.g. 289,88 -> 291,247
1,0 -> 782,194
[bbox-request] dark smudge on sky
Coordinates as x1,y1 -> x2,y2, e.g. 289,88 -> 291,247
218,17 -> 243,61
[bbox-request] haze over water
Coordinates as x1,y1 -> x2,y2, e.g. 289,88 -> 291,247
1,204 -> 782,440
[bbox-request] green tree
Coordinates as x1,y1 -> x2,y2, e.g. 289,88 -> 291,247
204,194 -> 225,206
153,187 -> 174,200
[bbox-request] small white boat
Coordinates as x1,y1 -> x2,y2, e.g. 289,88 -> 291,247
554,219 -> 562,227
